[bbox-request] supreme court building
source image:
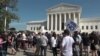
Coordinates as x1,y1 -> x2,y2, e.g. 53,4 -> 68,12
27,3 -> 100,33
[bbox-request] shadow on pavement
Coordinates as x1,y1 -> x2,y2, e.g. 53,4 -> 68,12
47,50 -> 52,53
23,51 -> 35,56
7,52 -> 12,55
7,52 -> 16,56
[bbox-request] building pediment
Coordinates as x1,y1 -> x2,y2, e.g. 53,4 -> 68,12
47,3 -> 81,13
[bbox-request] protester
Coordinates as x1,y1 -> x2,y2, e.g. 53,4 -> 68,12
45,32 -> 52,50
89,31 -> 99,56
2,32 -> 8,56
7,34 -> 16,55
21,32 -> 27,51
61,29 -> 74,56
2,30 -> 100,56
28,33 -> 33,48
0,34 -> 7,56
16,32 -> 22,51
81,32 -> 90,56
32,32 -> 37,53
51,32 -> 57,56
34,32 -> 41,56
40,32 -> 48,56
73,31 -> 82,56
56,34 -> 62,49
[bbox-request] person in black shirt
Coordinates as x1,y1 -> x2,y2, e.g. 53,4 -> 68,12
1,31 -> 8,56
81,32 -> 90,56
89,31 -> 99,56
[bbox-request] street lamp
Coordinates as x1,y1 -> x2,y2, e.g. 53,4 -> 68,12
4,7 -> 7,31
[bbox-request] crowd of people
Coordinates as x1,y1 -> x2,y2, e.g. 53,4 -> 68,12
0,30 -> 100,56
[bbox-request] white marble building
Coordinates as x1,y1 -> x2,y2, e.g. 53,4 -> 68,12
80,18 -> 100,33
27,20 -> 47,32
26,3 -> 100,33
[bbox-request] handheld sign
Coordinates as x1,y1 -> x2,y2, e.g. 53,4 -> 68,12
65,20 -> 78,32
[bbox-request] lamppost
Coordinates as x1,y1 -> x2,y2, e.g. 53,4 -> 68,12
4,7 -> 7,31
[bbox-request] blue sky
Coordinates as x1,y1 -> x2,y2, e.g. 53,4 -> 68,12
10,0 -> 100,30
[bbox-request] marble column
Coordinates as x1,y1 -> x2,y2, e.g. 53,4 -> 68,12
64,13 -> 67,29
78,13 -> 80,25
47,14 -> 49,30
55,14 -> 57,31
68,13 -> 71,20
73,13 -> 76,23
59,13 -> 62,31
51,14 -> 53,31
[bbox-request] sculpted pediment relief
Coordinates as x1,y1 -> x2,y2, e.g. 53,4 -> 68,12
49,6 -> 77,11
48,3 -> 81,12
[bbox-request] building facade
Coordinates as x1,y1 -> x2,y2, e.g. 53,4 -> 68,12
47,3 -> 81,33
80,18 -> 100,33
27,20 -> 47,32
26,3 -> 100,33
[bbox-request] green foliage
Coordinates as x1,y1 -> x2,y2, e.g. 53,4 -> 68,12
0,0 -> 19,31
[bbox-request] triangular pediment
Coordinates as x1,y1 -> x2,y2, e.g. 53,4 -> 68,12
48,3 -> 81,12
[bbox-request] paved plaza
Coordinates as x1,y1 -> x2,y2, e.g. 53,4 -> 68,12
7,48 -> 60,56
7,48 -> 97,56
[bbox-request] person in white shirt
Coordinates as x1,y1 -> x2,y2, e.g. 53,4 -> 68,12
61,29 -> 74,56
22,33 -> 27,41
21,32 -> 27,51
51,32 -> 57,56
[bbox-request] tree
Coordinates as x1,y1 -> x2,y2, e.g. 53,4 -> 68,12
0,0 -> 19,32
